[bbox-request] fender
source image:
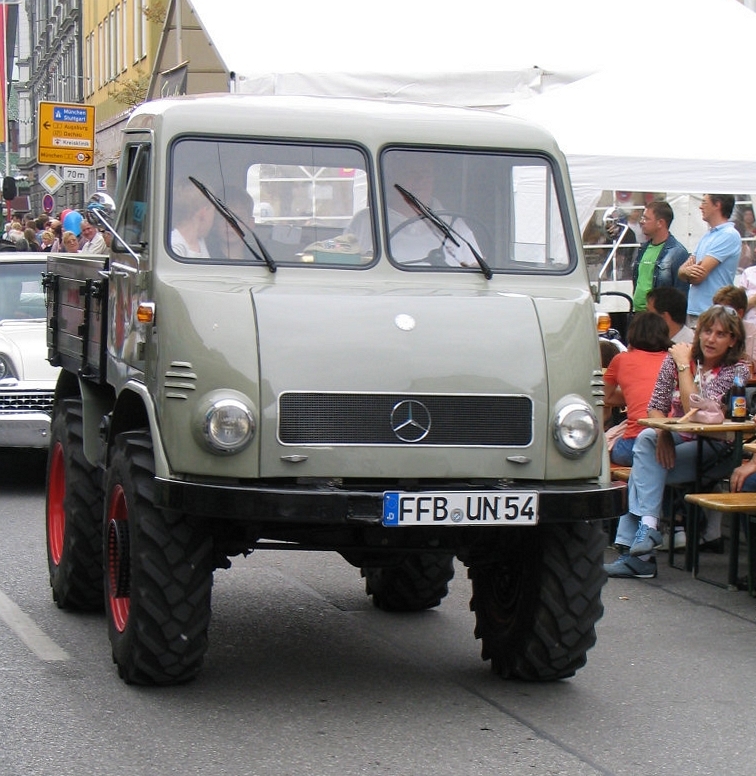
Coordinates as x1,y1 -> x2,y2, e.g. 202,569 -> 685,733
78,377 -> 170,478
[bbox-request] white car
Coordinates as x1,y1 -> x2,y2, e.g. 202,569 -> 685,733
0,252 -> 58,448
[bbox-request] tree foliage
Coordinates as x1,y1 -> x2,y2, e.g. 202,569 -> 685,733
144,2 -> 168,24
108,70 -> 151,108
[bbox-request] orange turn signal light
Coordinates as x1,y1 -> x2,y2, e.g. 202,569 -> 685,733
136,302 -> 155,324
595,312 -> 611,335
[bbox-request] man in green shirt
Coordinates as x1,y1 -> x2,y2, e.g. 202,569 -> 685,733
631,200 -> 689,311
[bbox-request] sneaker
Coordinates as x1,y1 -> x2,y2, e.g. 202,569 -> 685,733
613,543 -> 630,556
660,529 -> 687,552
629,524 -> 663,557
604,555 -> 657,579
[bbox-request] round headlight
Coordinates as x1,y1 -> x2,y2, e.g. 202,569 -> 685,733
0,355 -> 13,380
201,399 -> 255,454
553,401 -> 599,458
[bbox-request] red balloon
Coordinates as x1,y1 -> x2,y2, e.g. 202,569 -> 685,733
60,208 -> 72,222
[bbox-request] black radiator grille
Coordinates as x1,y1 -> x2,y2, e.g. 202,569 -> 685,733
278,393 -> 532,446
0,390 -> 54,415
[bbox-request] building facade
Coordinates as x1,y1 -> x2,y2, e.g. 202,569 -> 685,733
81,0 -> 160,197
15,0 -> 159,217
17,0 -> 82,215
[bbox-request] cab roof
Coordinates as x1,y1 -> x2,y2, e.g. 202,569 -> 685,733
126,94 -> 563,156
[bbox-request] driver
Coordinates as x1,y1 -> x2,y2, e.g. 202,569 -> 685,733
346,151 -> 482,267
170,179 -> 216,259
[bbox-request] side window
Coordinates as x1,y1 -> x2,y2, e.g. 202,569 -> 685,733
115,144 -> 150,251
0,264 -> 45,320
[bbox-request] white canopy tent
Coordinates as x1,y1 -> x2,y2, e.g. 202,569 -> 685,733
175,0 -> 756,239
186,0 -> 627,107
503,59 -> 756,233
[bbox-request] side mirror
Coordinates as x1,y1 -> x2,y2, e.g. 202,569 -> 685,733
86,208 -> 115,229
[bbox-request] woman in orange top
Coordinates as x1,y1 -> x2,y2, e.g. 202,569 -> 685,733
603,312 -> 672,466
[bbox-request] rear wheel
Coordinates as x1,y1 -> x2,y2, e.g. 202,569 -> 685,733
104,431 -> 214,685
467,522 -> 606,681
46,398 -> 104,610
362,553 -> 455,611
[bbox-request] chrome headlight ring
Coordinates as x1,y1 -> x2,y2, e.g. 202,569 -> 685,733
0,354 -> 16,380
196,397 -> 255,455
553,397 -> 599,458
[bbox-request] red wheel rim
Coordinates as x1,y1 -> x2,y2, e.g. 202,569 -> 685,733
47,442 -> 65,565
106,485 -> 130,632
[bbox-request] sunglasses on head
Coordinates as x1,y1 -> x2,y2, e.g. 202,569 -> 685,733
709,304 -> 738,317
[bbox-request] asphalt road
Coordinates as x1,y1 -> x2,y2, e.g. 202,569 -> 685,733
2,449 -> 756,776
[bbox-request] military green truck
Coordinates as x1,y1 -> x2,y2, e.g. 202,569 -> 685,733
44,94 -> 626,686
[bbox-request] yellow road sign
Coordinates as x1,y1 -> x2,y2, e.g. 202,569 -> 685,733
37,101 -> 95,167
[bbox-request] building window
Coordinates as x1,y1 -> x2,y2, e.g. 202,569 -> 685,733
85,33 -> 93,96
122,1 -> 128,72
109,11 -> 116,82
134,0 -> 147,63
98,23 -> 105,89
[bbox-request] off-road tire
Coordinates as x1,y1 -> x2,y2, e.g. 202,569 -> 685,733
46,398 -> 104,610
104,431 -> 214,685
467,522 -> 606,681
362,553 -> 455,611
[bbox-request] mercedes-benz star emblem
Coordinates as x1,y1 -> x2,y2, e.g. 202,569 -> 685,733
394,313 -> 416,331
390,400 -> 431,443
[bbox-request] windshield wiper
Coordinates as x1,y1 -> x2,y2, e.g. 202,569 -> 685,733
188,176 -> 276,273
394,184 -> 492,280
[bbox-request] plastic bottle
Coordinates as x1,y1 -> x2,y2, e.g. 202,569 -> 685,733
731,374 -> 747,419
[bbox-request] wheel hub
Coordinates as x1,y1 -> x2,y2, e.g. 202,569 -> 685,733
107,517 -> 130,598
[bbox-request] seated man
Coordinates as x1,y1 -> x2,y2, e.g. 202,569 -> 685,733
170,179 -> 216,259
346,150 -> 482,268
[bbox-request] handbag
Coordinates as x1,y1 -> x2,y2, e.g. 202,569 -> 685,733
686,393 -> 725,424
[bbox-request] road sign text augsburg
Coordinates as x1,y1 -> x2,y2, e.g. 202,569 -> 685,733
37,101 -> 95,167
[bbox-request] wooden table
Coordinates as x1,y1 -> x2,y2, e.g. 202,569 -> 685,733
636,418 -> 756,489
637,417 -> 756,581
637,417 -> 756,438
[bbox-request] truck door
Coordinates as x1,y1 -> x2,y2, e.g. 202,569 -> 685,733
109,141 -> 151,370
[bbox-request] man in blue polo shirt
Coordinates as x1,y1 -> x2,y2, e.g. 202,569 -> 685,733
678,193 -> 741,327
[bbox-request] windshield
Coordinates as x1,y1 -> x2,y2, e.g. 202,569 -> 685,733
167,140 -> 574,274
0,262 -> 46,320
168,138 -> 372,266
377,148 -> 574,274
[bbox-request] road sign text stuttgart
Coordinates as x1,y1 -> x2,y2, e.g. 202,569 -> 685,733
37,101 -> 95,167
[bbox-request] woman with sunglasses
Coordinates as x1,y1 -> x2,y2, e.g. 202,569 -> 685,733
606,304 -> 750,578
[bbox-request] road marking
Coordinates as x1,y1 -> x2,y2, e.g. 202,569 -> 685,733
0,590 -> 70,661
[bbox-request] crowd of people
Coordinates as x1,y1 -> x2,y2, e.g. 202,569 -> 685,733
604,193 -> 756,580
1,202 -> 110,255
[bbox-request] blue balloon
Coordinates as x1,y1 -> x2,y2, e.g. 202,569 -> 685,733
63,210 -> 83,236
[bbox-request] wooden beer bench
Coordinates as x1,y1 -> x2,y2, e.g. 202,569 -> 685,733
684,491 -> 756,594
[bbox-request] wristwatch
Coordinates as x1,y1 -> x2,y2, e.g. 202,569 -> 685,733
676,363 -> 689,373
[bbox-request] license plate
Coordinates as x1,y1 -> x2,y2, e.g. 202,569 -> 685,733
382,491 -> 538,527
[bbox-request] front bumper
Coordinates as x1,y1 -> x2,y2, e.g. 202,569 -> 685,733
155,478 -> 627,525
0,411 -> 52,448
0,381 -> 55,448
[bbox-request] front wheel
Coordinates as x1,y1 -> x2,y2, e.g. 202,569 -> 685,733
104,431 -> 214,685
467,522 -> 606,681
